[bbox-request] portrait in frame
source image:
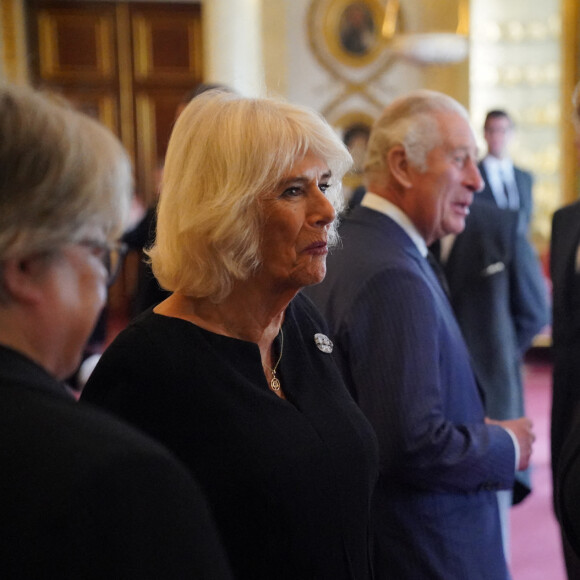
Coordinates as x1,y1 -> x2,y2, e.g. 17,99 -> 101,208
332,110 -> 376,203
323,0 -> 386,67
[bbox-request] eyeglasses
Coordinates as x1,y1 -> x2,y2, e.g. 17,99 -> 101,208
77,239 -> 128,286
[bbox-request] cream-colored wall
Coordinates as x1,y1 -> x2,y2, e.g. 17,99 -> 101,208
262,0 -> 289,98
263,0 -> 468,126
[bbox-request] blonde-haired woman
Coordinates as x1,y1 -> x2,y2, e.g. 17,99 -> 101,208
83,90 -> 379,580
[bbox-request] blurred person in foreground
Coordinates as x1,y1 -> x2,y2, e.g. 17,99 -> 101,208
553,80 -> 580,580
305,90 -> 535,580
0,81 -> 232,579
82,90 -> 379,580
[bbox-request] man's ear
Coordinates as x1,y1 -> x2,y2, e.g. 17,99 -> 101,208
386,145 -> 413,189
2,257 -> 48,305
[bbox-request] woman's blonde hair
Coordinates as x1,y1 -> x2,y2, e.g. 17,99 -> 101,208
0,82 -> 132,298
149,91 -> 352,302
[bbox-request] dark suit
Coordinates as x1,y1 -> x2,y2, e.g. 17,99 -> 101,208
0,344 -> 232,579
122,206 -> 170,317
306,204 -> 515,579
439,198 -> 548,503
557,416 -> 580,579
478,161 -> 534,231
550,201 -> 580,578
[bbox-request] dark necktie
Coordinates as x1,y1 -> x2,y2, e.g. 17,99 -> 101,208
426,250 -> 451,298
501,171 -> 518,210
503,179 -> 511,205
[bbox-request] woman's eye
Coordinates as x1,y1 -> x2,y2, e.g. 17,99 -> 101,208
282,186 -> 303,197
319,182 -> 331,193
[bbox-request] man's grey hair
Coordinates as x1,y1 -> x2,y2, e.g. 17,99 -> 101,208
364,90 -> 470,178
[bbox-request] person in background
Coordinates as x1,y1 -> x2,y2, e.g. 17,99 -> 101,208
552,80 -> 580,580
306,90 -> 535,580
478,110 -> 534,233
174,81 -> 234,119
121,160 -> 170,318
82,90 -> 379,580
0,81 -> 232,579
342,123 -> 370,214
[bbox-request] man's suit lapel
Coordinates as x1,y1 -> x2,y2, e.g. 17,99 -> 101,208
514,168 -> 527,202
476,162 -> 496,206
513,167 -> 533,227
442,234 -> 475,296
355,207 -> 453,307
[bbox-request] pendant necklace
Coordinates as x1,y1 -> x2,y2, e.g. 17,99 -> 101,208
264,328 -> 284,391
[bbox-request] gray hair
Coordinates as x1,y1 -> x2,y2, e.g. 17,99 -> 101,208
364,89 -> 470,177
0,82 -> 132,287
149,90 -> 352,302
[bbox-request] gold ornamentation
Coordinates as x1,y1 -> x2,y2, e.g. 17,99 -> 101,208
264,329 -> 284,392
306,0 -> 397,119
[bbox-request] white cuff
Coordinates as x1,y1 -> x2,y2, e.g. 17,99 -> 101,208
503,427 -> 520,471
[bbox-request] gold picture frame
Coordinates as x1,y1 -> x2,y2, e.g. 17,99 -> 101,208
324,0 -> 385,67
333,110 -> 376,191
323,0 -> 386,67
308,0 -> 394,124
308,0 -> 394,74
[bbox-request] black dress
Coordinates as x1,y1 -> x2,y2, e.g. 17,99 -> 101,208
82,293 -> 379,580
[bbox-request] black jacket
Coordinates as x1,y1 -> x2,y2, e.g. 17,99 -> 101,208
0,345 -> 232,579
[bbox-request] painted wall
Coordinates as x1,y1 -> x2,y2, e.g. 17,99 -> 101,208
263,0 -> 468,127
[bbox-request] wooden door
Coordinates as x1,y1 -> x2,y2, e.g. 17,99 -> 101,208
27,0 -> 203,205
26,0 -> 203,317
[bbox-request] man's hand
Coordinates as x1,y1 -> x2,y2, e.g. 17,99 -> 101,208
486,417 -> 535,471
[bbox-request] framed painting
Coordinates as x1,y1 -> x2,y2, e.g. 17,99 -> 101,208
308,0 -> 394,75
332,110 -> 376,194
322,0 -> 386,67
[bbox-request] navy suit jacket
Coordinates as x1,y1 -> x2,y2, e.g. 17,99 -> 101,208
551,201 -> 580,513
477,161 -> 533,231
306,205 -> 515,579
439,199 -> 548,503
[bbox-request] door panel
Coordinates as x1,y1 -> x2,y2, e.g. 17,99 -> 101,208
28,0 -> 202,204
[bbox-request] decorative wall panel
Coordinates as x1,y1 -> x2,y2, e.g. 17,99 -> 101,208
37,8 -> 115,81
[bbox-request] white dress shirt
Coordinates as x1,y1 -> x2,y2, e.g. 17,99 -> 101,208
361,192 -> 428,256
482,155 -> 520,210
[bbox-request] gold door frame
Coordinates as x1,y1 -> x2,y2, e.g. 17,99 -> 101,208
0,0 -> 29,83
561,0 -> 579,204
